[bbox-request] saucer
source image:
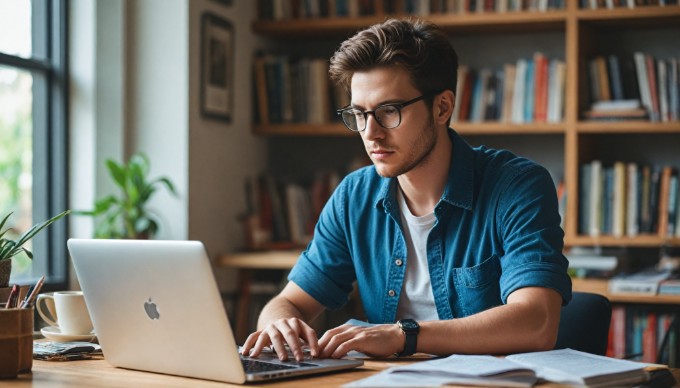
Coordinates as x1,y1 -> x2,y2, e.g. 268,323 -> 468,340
40,326 -> 97,343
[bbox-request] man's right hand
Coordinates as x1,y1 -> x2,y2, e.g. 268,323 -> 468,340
240,317 -> 319,362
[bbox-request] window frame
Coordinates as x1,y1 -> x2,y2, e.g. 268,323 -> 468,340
0,0 -> 69,289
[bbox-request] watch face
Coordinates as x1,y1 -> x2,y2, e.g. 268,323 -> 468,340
400,319 -> 419,331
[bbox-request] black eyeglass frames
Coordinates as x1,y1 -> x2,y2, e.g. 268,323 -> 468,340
336,91 -> 439,132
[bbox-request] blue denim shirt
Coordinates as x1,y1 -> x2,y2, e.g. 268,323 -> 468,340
289,129 -> 572,324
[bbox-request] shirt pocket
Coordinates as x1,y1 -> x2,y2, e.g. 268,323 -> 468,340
452,254 -> 502,317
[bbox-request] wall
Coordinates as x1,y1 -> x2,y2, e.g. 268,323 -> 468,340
69,0 -> 264,291
187,1 -> 265,287
125,0 -> 190,240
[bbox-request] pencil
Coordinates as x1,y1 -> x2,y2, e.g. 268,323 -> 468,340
21,275 -> 45,308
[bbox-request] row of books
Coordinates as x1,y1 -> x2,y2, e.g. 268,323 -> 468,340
579,161 -> 680,238
395,0 -> 566,14
607,305 -> 680,367
453,54 -> 565,123
253,55 -> 349,125
257,0 -> 566,20
586,53 -> 680,122
246,172 -> 341,246
582,0 -> 679,8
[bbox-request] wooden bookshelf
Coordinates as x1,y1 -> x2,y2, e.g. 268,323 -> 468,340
251,3 -> 680,249
573,278 -> 680,305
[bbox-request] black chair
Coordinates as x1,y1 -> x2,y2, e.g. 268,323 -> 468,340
554,292 -> 612,356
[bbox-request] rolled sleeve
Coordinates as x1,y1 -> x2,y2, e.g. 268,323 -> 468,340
288,252 -> 351,310
500,261 -> 572,304
497,165 -> 572,305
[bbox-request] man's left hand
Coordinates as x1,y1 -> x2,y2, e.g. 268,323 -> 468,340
317,323 -> 404,358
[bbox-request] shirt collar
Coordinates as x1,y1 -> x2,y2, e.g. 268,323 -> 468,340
375,128 -> 475,212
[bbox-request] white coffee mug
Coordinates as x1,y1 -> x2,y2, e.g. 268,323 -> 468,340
36,291 -> 94,335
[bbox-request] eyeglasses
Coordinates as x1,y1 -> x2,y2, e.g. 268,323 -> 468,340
336,92 -> 438,132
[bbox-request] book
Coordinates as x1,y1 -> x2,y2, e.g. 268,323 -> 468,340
591,99 -> 641,111
626,162 -> 639,237
659,278 -> 680,295
608,268 -> 673,295
345,349 -> 651,388
565,246 -> 623,278
588,160 -> 603,237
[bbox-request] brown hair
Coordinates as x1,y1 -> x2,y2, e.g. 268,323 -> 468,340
329,18 -> 458,99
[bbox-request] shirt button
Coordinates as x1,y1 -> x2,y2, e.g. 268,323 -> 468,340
395,259 -> 403,266
388,289 -> 396,297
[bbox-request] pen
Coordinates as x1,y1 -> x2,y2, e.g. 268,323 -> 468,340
6,284 -> 19,309
21,275 -> 45,308
19,284 -> 35,309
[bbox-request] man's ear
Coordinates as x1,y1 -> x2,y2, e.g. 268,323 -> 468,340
434,90 -> 455,125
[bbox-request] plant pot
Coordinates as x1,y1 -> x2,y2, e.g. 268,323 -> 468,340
0,260 -> 10,288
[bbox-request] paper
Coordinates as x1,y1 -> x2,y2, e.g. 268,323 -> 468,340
33,341 -> 102,361
344,355 -> 537,388
345,349 -> 652,388
506,348 -> 648,387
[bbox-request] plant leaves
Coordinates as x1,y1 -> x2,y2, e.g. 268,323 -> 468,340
0,212 -> 12,234
106,159 -> 127,189
12,210 -> 70,257
152,177 -> 178,196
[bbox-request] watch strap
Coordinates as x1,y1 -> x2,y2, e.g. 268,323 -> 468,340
396,319 -> 419,357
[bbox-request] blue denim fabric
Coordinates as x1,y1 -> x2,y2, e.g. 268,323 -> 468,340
288,129 -> 572,324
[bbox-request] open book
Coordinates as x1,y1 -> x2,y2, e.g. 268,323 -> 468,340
344,349 -> 652,388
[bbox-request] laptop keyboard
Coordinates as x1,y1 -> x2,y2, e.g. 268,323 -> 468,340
241,358 -> 317,373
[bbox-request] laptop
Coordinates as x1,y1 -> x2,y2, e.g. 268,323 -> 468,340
67,238 -> 363,383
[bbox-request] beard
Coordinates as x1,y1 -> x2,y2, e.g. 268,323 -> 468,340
371,116 -> 438,178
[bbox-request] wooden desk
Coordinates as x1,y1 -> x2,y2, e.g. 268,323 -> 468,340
217,250 -> 300,342
8,358 -> 678,387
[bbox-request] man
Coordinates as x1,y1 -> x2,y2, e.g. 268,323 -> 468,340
241,18 -> 571,362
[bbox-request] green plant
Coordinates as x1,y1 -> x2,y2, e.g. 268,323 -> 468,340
78,153 -> 178,239
0,210 -> 70,262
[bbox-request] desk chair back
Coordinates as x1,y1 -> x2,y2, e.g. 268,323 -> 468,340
555,292 -> 611,356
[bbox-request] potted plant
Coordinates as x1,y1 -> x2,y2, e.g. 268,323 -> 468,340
77,153 -> 177,239
0,210 -> 70,288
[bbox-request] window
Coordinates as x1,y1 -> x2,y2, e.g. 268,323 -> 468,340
0,0 -> 68,288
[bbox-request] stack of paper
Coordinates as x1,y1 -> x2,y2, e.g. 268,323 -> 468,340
344,349 -> 651,388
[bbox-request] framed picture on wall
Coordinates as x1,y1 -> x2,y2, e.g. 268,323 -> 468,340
201,12 -> 234,122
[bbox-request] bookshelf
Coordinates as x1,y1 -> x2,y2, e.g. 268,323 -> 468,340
240,1 -> 680,361
251,3 -> 680,249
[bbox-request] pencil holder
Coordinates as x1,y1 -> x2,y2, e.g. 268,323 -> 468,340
0,307 -> 33,379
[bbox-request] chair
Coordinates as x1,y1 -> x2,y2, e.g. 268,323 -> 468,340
554,292 -> 612,356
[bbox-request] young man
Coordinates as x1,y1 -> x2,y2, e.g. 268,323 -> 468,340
241,18 -> 571,362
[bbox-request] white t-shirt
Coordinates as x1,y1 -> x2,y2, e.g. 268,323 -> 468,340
395,188 -> 439,321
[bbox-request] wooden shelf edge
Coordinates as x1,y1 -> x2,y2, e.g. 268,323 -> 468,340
252,10 -> 569,37
576,6 -> 680,23
454,122 -> 566,135
572,278 -> 680,305
566,235 -> 680,247
216,250 -> 301,269
253,122 -> 566,136
577,121 -> 680,134
253,123 -> 352,136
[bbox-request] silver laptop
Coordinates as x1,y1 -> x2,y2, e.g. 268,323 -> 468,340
67,238 -> 363,383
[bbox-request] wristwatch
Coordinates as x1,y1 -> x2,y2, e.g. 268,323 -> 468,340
396,319 -> 420,357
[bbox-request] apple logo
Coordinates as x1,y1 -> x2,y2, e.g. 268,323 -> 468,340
144,298 -> 160,320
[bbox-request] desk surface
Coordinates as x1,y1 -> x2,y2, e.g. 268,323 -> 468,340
6,358 -> 680,388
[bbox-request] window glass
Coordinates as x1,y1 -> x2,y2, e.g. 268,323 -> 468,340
0,1 -> 32,58
0,65 -> 34,280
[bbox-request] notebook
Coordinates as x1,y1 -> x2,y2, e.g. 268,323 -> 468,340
67,238 -> 363,383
